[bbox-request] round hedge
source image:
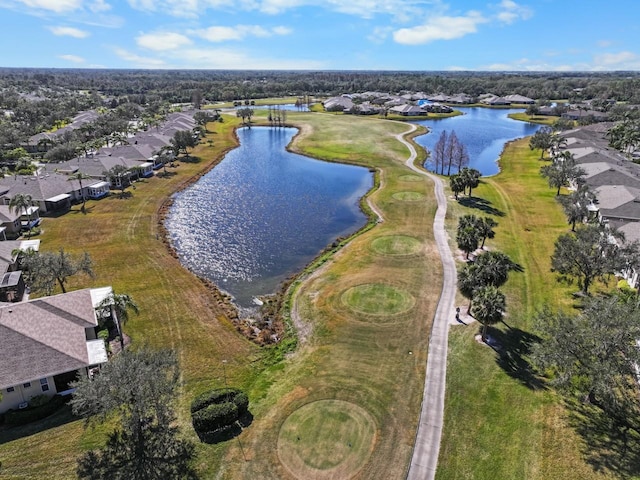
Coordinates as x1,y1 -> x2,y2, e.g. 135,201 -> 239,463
191,387 -> 249,440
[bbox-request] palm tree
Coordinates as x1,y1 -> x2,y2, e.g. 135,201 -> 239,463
477,217 -> 498,249
9,193 -> 35,238
449,174 -> 466,200
474,251 -> 516,287
458,263 -> 480,313
99,292 -> 139,351
67,171 -> 93,213
471,285 -> 506,343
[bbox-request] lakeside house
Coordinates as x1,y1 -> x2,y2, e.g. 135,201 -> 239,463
0,287 -> 112,413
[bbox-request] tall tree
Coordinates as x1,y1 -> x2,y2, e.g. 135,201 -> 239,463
460,167 -> 481,196
71,348 -> 197,480
540,150 -> 585,195
445,130 -> 460,176
170,130 -> 197,156
432,131 -> 448,174
532,297 -> 640,430
22,248 -> 94,295
477,217 -> 498,248
67,171 -> 93,213
558,184 -> 595,231
9,193 -> 35,238
529,126 -> 553,159
105,164 -> 131,198
551,224 -> 637,295
471,285 -> 506,342
449,174 -> 465,200
99,292 -> 139,351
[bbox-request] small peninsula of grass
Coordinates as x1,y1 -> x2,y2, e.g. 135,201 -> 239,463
508,112 -> 559,125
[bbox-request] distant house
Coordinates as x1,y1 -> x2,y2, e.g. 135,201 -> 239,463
481,95 -> 511,106
0,206 -> 23,240
323,96 -> 355,112
503,94 -> 535,104
389,105 -> 426,116
562,110 -> 610,122
0,287 -> 111,413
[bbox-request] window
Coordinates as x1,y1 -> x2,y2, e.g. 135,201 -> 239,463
23,382 -> 31,388
6,386 -> 14,393
40,378 -> 50,392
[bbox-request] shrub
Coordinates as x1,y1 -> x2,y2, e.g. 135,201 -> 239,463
192,402 -> 238,433
4,395 -> 66,426
190,387 -> 251,441
29,394 -> 50,408
190,387 -> 237,414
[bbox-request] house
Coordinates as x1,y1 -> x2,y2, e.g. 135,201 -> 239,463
480,95 -> 511,106
592,185 -> 640,224
0,205 -> 23,239
503,94 -> 535,104
323,96 -> 355,112
562,110 -> 610,122
389,104 -> 426,116
0,287 -> 111,413
0,173 -> 84,214
579,162 -> 640,190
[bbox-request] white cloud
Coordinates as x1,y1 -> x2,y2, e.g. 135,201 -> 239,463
594,51 -> 640,69
169,47 -> 325,69
136,32 -> 192,51
192,24 -> 292,42
59,54 -> 85,63
49,26 -> 90,38
367,26 -> 393,44
89,0 -> 110,12
114,47 -> 168,67
597,40 -> 613,48
125,0 -> 432,20
17,0 -> 82,12
495,0 -> 532,24
393,12 -> 487,45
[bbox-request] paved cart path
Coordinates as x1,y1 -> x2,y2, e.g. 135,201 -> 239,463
396,124 -> 457,480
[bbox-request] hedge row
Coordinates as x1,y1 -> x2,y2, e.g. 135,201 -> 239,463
4,395 -> 67,426
190,387 -> 250,439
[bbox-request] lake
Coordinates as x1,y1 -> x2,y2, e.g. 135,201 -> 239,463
414,107 -> 541,176
165,127 -> 372,307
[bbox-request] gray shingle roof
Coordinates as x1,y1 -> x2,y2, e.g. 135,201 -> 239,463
0,288 -> 101,389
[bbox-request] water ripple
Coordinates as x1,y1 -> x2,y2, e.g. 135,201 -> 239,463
166,127 -> 373,306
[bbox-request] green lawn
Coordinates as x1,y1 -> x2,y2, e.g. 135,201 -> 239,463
508,112 -> 559,125
437,138 -> 614,480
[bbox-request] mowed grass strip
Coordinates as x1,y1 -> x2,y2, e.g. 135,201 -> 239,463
277,399 -> 376,479
0,117 -> 260,479
370,235 -> 423,256
341,283 -> 415,317
437,139 -> 612,480
222,113 -> 440,479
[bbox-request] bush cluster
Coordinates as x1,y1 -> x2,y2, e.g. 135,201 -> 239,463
4,395 -> 66,426
190,387 -> 249,441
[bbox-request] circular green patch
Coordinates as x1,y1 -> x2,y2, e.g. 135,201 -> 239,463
278,400 -> 376,479
398,174 -> 423,182
341,284 -> 415,316
392,191 -> 425,201
371,235 -> 422,256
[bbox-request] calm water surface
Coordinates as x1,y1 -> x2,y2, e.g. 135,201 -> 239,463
166,127 -> 372,307
415,107 -> 541,176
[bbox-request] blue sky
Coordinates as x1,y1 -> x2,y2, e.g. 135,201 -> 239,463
0,0 -> 638,71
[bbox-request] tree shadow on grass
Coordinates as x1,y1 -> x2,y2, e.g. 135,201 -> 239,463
158,171 -> 178,179
180,155 -> 202,164
0,404 -> 77,444
196,411 -> 254,445
567,400 -> 640,478
490,326 -> 547,391
458,196 -> 505,217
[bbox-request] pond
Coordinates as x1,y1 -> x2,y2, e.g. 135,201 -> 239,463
414,107 -> 541,176
165,127 -> 372,307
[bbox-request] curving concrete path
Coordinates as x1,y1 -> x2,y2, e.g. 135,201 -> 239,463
395,124 -> 457,480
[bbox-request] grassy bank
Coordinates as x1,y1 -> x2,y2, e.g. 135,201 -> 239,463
215,113 -> 441,479
437,138 -> 613,479
508,112 -> 559,125
0,116 -> 260,479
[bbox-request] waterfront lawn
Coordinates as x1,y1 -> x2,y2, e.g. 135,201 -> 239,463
218,113 -> 441,479
508,112 -> 559,125
437,138 -> 613,480
0,116 -> 260,479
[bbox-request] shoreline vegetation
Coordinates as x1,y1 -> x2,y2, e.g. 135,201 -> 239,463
0,101 -> 612,479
